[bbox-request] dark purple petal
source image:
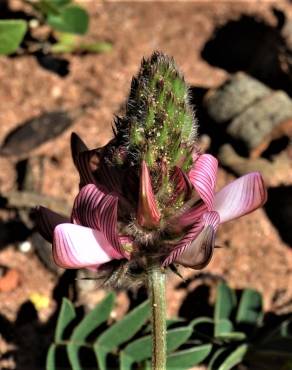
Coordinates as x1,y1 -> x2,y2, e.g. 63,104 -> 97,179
71,133 -> 99,187
188,154 -> 218,210
96,164 -> 124,194
174,225 -> 215,269
75,150 -> 99,187
71,132 -> 89,163
35,206 -> 70,243
214,172 -> 267,224
53,223 -> 124,269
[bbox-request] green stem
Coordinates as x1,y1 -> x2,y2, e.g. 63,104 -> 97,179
147,261 -> 167,370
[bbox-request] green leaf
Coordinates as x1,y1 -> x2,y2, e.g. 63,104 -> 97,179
215,319 -> 234,338
50,41 -> 76,53
216,331 -> 246,341
46,344 -> 57,370
120,354 -> 133,370
208,347 -> 231,370
120,327 -> 193,370
79,41 -> 113,53
55,298 -> 76,342
72,292 -> 115,342
51,40 -> 113,54
27,0 -> 60,16
214,282 -> 236,337
190,317 -> 214,328
0,20 -> 27,55
236,289 -> 262,325
260,317 -> 292,344
95,347 -> 107,370
50,32 -> 76,53
67,293 -> 115,370
167,344 -> 212,369
190,317 -> 214,340
218,344 -> 248,370
47,5 -> 89,35
50,0 -> 72,7
94,300 -> 150,370
66,344 -> 82,370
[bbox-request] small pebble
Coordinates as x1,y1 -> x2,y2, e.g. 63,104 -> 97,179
18,241 -> 32,253
29,19 -> 39,29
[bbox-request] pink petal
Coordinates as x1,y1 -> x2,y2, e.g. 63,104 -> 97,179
53,223 -> 124,269
213,172 -> 267,224
188,154 -> 218,210
163,211 -> 220,267
35,206 -> 70,243
137,161 -> 161,228
72,184 -> 124,256
167,202 -> 207,233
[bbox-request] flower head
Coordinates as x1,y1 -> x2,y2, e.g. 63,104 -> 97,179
35,52 -> 267,287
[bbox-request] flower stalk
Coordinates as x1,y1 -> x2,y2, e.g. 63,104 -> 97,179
147,260 -> 167,370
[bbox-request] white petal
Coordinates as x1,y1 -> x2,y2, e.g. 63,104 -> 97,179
53,223 -> 123,269
214,172 -> 267,224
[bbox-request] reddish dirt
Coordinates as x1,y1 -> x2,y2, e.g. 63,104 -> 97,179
0,1 -> 292,369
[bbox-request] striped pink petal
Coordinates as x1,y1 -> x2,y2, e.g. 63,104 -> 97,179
171,166 -> 193,201
167,201 -> 207,233
72,184 -> 124,256
53,223 -> 124,269
213,172 -> 267,224
163,211 -> 220,267
188,154 -> 218,210
35,206 -> 70,243
137,161 -> 161,228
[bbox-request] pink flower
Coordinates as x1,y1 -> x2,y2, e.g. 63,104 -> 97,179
36,135 -> 267,275
35,52 -> 267,283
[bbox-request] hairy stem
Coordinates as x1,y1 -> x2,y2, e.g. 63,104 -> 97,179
147,261 -> 167,370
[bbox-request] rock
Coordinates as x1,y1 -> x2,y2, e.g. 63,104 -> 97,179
204,72 -> 271,123
204,72 -> 292,157
227,91 -> 292,157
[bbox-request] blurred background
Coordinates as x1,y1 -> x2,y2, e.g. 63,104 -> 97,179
0,0 -> 292,369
